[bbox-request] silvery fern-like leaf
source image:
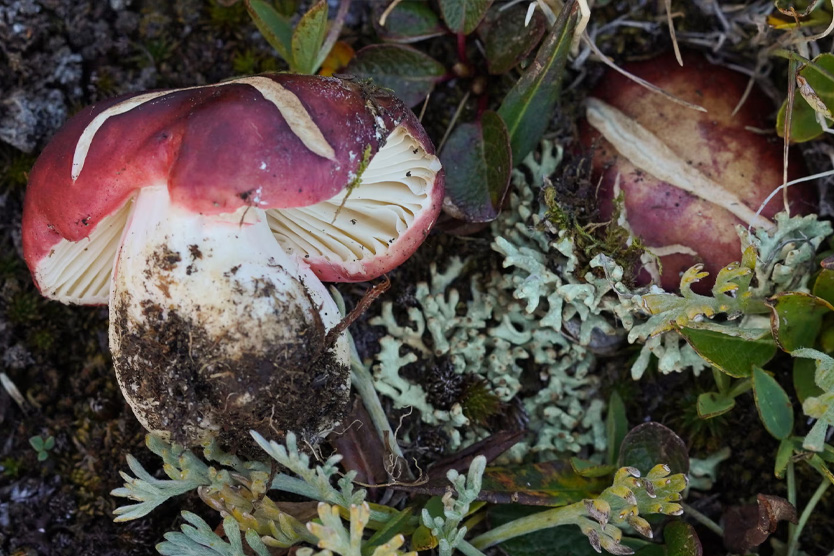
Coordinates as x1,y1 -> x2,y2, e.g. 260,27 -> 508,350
156,513 -> 270,556
111,454 -> 209,522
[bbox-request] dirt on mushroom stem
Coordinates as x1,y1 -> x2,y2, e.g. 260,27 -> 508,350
111,289 -> 349,457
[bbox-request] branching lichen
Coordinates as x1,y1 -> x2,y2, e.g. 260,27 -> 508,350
370,142 -> 616,461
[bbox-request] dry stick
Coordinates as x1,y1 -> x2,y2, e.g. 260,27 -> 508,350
378,0 -> 404,27
437,90 -> 471,154
783,55 -> 797,216
581,32 -> 706,113
319,0 -> 351,66
324,276 -> 390,349
664,0 -> 683,66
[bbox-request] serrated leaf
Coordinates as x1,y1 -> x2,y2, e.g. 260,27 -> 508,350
606,390 -> 628,466
346,44 -> 445,107
767,292 -> 834,353
752,367 -> 794,440
498,0 -> 578,163
441,110 -> 512,223
245,0 -> 293,63
439,0 -> 493,34
291,0 -> 328,74
697,392 -> 736,419
777,53 -> 834,142
479,460 -> 608,506
373,1 -> 444,43
664,521 -> 703,556
618,422 -> 689,476
677,326 -> 776,378
479,3 -> 547,75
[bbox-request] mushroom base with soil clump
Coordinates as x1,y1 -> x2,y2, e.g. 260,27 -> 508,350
109,186 -> 350,449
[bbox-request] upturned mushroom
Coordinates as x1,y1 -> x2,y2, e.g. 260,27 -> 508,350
579,52 -> 816,290
22,74 -> 444,448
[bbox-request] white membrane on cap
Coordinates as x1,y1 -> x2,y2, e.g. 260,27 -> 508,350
266,126 -> 441,271
71,77 -> 334,182
35,200 -> 133,304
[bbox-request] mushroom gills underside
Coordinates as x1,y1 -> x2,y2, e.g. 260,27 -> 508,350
34,200 -> 133,304
266,125 -> 441,266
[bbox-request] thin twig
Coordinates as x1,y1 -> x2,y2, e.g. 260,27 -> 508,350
438,91 -> 471,154
664,0 -> 682,66
378,0 -> 404,27
581,33 -> 706,112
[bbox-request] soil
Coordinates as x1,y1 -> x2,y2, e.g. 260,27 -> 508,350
1,1 -> 834,555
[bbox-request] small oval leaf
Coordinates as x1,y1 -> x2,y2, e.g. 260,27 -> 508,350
766,291 -> 834,353
697,392 -> 736,419
618,422 -> 689,476
373,1 -> 444,43
678,326 -> 776,378
346,44 -> 445,107
439,0 -> 494,35
752,366 -> 794,440
665,521 -> 703,556
479,4 -> 547,75
441,110 -> 512,223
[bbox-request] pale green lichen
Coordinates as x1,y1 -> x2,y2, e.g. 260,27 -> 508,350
368,139 -> 832,461
370,142 -> 619,461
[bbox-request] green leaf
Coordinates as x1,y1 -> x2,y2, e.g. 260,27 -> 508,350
697,392 -> 736,419
794,356 -> 824,403
677,326 -> 776,378
28,436 -> 43,451
569,457 -> 616,478
777,53 -> 834,142
479,460 -> 608,506
664,521 -> 703,556
498,0 -> 578,163
440,111 -> 512,223
488,505 -> 603,556
478,3 -> 547,75
346,44 -> 445,107
363,507 -> 413,556
439,0 -> 493,35
618,422 -> 689,476
752,366 -> 794,440
813,268 -> 834,306
245,0 -> 293,63
606,390 -> 628,466
774,437 -> 797,479
373,1 -> 444,43
767,292 -> 834,352
291,0 -> 328,74
411,525 -> 438,551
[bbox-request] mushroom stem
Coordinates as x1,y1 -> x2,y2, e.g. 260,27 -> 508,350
108,186 -> 349,447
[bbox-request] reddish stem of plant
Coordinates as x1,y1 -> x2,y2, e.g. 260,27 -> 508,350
456,33 -> 468,65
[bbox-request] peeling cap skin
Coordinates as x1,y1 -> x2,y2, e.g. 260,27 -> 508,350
579,52 -> 816,290
23,74 -> 444,300
21,74 -> 443,448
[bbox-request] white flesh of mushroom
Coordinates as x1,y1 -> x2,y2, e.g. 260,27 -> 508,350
108,185 -> 349,442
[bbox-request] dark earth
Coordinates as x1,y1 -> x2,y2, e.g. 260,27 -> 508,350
1,0 -> 834,554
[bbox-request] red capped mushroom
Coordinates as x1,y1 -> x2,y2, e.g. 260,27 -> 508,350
22,74 -> 444,448
579,52 -> 816,290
